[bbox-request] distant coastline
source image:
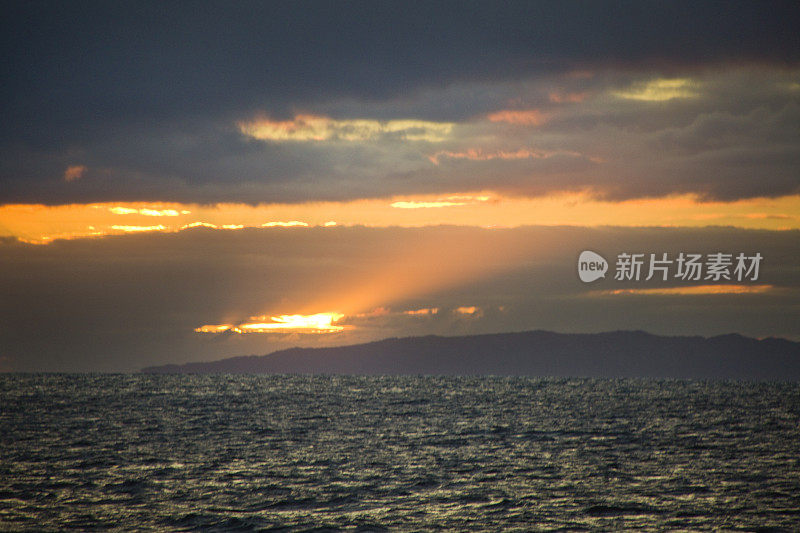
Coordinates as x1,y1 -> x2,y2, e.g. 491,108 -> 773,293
142,330 -> 800,380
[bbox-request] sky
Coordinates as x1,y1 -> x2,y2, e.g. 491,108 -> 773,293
1,1 -> 799,371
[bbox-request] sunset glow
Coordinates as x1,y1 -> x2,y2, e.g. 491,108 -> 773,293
2,193 -> 799,244
3,2 -> 800,375
195,313 -> 347,335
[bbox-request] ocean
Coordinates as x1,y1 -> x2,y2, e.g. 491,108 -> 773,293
2,375 -> 799,531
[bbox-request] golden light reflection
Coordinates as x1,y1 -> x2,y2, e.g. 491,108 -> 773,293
1,193 -> 799,244
195,312 -> 347,335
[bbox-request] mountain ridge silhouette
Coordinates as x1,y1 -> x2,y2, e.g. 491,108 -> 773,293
142,329 -> 800,380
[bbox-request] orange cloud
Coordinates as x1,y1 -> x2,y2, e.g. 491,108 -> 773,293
744,213 -> 794,220
108,207 -> 138,215
486,109 -> 548,125
590,285 -> 776,296
613,78 -> 698,101
194,325 -> 233,333
352,307 -> 392,318
404,307 -> 439,315
63,165 -> 87,182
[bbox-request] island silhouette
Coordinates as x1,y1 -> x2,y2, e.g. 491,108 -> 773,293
142,330 -> 800,380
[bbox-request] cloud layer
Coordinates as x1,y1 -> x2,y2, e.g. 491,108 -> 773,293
1,225 -> 797,371
2,2 -> 799,204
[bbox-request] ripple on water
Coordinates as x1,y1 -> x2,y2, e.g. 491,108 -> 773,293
1,375 -> 799,531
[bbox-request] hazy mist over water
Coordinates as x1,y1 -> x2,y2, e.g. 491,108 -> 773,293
2,375 -> 799,531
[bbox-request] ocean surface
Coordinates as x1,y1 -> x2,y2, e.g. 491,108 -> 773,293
2,375 -> 799,531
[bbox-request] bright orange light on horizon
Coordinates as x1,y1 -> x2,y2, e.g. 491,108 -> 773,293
195,312 -> 347,335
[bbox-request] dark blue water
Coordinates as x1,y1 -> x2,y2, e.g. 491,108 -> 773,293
2,375 -> 799,531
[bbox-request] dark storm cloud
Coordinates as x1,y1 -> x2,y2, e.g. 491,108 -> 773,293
1,226 -> 797,372
5,1 -> 797,122
2,1 -> 799,204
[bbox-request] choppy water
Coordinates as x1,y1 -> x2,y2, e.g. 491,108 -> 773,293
1,375 -> 800,531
